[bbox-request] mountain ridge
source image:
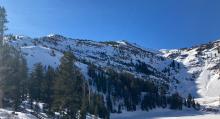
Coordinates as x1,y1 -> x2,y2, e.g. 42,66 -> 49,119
4,34 -> 197,97
6,34 -> 220,106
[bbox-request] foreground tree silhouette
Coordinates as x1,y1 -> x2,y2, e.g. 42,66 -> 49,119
0,6 -> 7,45
0,45 -> 28,109
0,7 -> 28,110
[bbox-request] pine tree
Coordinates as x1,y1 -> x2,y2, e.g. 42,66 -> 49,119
52,51 -> 84,118
170,60 -> 176,68
169,93 -> 182,110
192,98 -> 196,109
183,99 -> 187,107
177,63 -> 180,69
106,94 -> 113,112
187,94 -> 192,108
43,66 -> 55,111
29,63 -> 44,102
13,56 -> 28,110
0,6 -> 7,45
117,104 -> 122,113
196,102 -> 200,110
0,45 -> 28,110
80,95 -> 88,119
80,80 -> 90,119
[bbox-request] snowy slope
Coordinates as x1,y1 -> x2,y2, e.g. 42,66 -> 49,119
6,34 -> 220,99
161,40 -> 220,99
7,35 -> 220,104
4,34 -> 195,95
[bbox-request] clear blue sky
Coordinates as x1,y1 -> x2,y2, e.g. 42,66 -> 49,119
1,0 -> 220,49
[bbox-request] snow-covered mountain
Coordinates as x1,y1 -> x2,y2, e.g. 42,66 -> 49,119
5,34 -> 220,102
4,34 -> 197,97
4,34 -> 220,118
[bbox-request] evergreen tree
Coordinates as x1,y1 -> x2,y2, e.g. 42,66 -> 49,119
88,94 -> 109,119
192,98 -> 196,109
177,63 -> 180,69
170,60 -> 176,68
52,51 -> 84,118
196,102 -> 200,110
169,93 -> 182,110
141,94 -> 150,111
29,63 -> 44,102
0,45 -> 27,110
80,95 -> 89,119
0,6 -> 7,45
80,81 -> 90,119
106,94 -> 113,112
43,66 -> 55,111
117,104 -> 122,113
187,94 -> 192,108
183,99 -> 187,107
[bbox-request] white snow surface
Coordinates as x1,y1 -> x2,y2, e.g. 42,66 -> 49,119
111,108 -> 220,119
161,40 -> 220,98
0,108 -> 37,119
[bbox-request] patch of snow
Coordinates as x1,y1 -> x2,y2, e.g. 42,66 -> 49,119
75,62 -> 89,80
111,108 -> 220,119
116,41 -> 127,45
0,109 -> 37,119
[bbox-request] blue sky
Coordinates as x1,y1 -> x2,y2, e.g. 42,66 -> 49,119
1,0 -> 220,49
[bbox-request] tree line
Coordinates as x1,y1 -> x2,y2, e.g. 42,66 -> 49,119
88,64 -> 200,113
